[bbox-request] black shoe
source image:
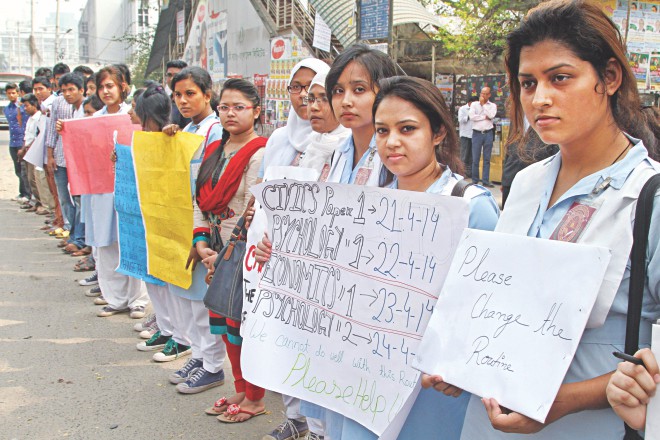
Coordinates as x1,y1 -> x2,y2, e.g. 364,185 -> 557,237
482,181 -> 495,188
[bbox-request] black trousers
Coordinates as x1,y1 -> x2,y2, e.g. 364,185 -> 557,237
8,147 -> 30,198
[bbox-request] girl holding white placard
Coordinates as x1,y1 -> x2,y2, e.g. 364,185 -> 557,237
423,1 -> 660,439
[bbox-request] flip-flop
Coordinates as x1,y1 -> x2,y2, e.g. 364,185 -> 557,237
205,396 -> 229,415
216,404 -> 267,423
73,258 -> 96,272
71,247 -> 92,257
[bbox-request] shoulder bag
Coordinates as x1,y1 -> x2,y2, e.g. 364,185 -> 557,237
203,196 -> 255,322
623,173 -> 660,440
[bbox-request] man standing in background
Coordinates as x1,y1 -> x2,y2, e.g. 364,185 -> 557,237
458,96 -> 477,178
469,86 -> 497,187
6,83 -> 30,202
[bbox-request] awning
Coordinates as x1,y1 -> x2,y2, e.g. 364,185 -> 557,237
145,1 -> 181,77
309,0 -> 441,48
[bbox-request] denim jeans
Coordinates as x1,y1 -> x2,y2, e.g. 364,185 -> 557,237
53,167 -> 73,227
471,129 -> 494,183
71,195 -> 86,248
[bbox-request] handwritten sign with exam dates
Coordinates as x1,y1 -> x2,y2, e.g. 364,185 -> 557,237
241,180 -> 470,435
413,229 -> 611,423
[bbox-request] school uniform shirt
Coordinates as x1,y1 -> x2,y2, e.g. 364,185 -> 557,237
330,167 -> 500,440
24,111 -> 42,146
82,102 -> 132,247
170,113 -> 223,301
460,139 -> 660,440
258,126 -> 300,179
325,134 -> 383,186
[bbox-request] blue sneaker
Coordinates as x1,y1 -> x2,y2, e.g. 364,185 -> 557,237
169,358 -> 202,384
175,368 -> 225,394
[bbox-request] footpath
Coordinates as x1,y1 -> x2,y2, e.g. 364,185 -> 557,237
0,131 -> 284,440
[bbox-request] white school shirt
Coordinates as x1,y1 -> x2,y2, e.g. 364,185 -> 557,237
461,139 -> 660,440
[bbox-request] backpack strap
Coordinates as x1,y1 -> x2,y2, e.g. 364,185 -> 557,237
623,173 -> 660,440
451,179 -> 475,198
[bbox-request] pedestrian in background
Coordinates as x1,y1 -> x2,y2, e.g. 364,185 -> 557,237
458,95 -> 477,178
469,86 -> 497,187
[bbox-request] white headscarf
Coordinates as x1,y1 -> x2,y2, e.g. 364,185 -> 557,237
285,58 -> 330,152
298,72 -> 351,173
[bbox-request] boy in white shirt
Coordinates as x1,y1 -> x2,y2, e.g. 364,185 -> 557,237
19,93 -> 49,215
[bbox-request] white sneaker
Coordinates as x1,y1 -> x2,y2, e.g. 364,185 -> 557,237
139,328 -> 157,339
129,306 -> 146,319
79,271 -> 98,286
133,313 -> 156,332
93,295 -> 108,306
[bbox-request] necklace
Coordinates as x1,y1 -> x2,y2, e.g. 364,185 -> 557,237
611,139 -> 632,166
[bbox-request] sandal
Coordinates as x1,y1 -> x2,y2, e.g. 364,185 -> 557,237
74,258 -> 95,272
216,404 -> 267,423
63,243 -> 80,253
205,397 -> 229,415
71,246 -> 92,257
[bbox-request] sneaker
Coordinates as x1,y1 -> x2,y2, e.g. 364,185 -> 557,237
129,306 -> 146,319
152,339 -> 192,362
136,331 -> 171,352
93,295 -> 108,305
482,181 -> 495,188
85,286 -> 102,297
133,313 -> 157,332
97,306 -> 129,317
304,434 -> 324,440
139,325 -> 158,339
168,358 -> 202,384
175,368 -> 224,394
263,418 -> 309,440
16,196 -> 29,204
79,271 -> 98,286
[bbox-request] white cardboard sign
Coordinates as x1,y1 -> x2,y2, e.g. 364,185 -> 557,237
241,179 -> 469,435
413,229 -> 611,423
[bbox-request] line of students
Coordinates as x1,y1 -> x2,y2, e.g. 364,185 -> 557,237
11,0 -> 660,438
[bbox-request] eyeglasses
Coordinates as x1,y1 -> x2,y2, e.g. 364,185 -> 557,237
287,84 -> 310,94
218,105 -> 254,113
303,95 -> 329,105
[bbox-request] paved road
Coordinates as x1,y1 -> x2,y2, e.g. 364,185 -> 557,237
0,126 -> 505,440
0,130 -> 285,440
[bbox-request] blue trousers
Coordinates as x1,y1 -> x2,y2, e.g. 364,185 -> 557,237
471,129 -> 494,183
54,167 -> 85,247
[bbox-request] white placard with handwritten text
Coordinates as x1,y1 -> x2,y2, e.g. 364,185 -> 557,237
413,229 -> 611,423
241,180 -> 470,435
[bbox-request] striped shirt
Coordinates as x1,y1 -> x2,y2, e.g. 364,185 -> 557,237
45,96 -> 74,168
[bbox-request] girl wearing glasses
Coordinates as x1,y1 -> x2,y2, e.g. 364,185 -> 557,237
256,71 -> 350,440
255,57 -> 332,440
259,58 -> 330,179
195,78 -> 267,423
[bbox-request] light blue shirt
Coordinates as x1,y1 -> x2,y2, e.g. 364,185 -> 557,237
339,134 -> 379,184
460,141 -> 660,440
302,165 -> 501,440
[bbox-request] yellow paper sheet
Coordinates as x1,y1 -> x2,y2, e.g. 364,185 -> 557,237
132,131 -> 204,289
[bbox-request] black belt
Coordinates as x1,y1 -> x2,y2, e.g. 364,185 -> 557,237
473,129 -> 492,134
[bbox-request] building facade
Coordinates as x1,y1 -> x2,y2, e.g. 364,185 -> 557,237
79,0 -> 160,66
